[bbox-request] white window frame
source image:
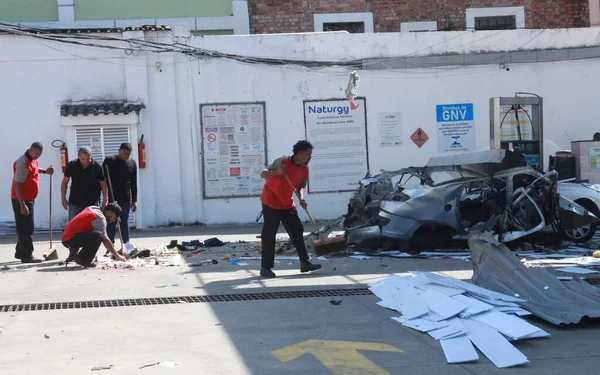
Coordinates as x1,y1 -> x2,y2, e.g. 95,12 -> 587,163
314,12 -> 374,33
401,21 -> 438,33
74,125 -> 137,229
466,6 -> 525,30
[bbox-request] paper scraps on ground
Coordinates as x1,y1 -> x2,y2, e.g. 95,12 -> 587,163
370,272 -> 548,368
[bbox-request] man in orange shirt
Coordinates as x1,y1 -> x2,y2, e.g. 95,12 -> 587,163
11,142 -> 54,263
62,202 -> 126,267
259,140 -> 322,278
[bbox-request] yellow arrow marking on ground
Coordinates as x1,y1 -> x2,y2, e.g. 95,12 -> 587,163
272,339 -> 404,375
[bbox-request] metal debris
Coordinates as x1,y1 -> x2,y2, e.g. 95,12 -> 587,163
468,227 -> 600,325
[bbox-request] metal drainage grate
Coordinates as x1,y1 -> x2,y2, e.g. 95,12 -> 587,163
0,288 -> 373,313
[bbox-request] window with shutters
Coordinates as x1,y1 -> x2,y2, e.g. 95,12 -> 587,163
75,126 -> 136,228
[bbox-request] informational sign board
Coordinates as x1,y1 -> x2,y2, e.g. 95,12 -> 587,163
590,147 -> 600,170
200,102 -> 267,199
499,104 -> 534,141
436,103 -> 476,153
303,98 -> 369,193
378,112 -> 402,147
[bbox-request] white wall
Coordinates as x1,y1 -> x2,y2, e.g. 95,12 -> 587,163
1,28 -> 600,228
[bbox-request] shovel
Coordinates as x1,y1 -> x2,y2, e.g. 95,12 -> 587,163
282,173 -> 347,256
43,165 -> 58,260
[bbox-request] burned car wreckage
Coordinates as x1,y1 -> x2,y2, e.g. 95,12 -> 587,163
343,150 -> 600,251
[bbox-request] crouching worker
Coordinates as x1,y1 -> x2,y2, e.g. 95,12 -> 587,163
62,203 -> 126,267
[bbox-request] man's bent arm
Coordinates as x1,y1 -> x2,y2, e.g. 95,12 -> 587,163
100,181 -> 109,204
102,235 -> 121,258
61,177 -> 70,201
14,182 -> 25,205
260,169 -> 280,179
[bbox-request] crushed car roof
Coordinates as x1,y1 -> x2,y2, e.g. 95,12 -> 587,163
426,149 -> 528,175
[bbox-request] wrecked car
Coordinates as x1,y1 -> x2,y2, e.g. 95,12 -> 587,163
344,150 -> 600,251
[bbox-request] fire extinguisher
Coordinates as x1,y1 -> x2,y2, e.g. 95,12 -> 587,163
138,134 -> 146,169
52,140 -> 69,173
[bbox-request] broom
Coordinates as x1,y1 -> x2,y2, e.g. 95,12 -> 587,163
282,173 -> 347,256
43,165 -> 58,260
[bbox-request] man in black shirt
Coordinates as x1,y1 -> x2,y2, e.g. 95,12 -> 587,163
103,143 -> 138,247
61,146 -> 108,221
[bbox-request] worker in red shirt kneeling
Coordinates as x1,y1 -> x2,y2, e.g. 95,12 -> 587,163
259,140 -> 322,278
62,203 -> 127,267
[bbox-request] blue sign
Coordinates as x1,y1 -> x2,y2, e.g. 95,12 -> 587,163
436,103 -> 475,153
436,103 -> 474,122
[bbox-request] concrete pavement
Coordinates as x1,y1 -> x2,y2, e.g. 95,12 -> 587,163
0,225 -> 599,374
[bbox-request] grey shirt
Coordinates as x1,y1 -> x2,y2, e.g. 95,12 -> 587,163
89,206 -> 108,237
14,154 -> 30,183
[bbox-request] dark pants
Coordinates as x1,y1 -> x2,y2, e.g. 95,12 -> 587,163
260,203 -> 310,269
11,199 -> 35,259
68,204 -> 88,222
62,231 -> 103,264
107,203 -> 130,244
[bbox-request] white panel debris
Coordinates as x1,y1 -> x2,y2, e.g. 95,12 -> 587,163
374,273 -> 548,368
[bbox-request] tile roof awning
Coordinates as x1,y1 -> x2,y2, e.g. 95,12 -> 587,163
60,101 -> 145,117
24,25 -> 172,35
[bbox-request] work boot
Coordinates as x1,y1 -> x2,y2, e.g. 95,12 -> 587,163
260,267 -> 276,278
21,257 -> 43,264
300,261 -> 322,273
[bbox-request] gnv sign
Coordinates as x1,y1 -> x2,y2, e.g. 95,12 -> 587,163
436,103 -> 475,153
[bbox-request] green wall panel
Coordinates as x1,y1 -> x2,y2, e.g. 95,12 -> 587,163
0,0 -> 58,22
74,0 -> 233,20
192,29 -> 234,36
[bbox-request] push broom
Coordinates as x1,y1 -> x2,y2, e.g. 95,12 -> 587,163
283,173 -> 347,256
43,165 -> 58,260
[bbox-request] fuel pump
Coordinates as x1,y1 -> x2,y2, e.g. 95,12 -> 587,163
489,93 -> 544,170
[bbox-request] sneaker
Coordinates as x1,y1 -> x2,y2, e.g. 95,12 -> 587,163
21,257 -> 43,264
300,261 -> 322,273
260,267 -> 276,278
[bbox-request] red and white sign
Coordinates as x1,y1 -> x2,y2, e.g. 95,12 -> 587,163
410,128 -> 429,148
220,134 -> 228,141
207,133 -> 216,143
230,167 -> 241,177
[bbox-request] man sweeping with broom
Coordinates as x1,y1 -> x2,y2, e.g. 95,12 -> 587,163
258,140 -> 322,278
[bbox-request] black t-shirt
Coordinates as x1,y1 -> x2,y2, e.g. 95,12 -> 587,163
103,155 -> 137,205
65,159 -> 105,206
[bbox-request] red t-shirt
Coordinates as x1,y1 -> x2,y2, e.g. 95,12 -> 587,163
260,156 -> 309,210
62,206 -> 107,242
11,152 -> 39,201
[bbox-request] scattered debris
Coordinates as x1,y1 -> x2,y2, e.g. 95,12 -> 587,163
204,237 -> 225,247
370,272 -> 546,368
139,361 -> 179,369
91,365 -> 113,371
469,228 -> 600,325
329,299 -> 343,305
229,259 -> 249,266
189,259 -> 219,267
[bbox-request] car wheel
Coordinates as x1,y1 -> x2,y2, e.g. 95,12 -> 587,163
563,200 -> 600,244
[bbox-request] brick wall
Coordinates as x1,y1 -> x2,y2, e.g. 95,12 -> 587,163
249,0 -> 590,34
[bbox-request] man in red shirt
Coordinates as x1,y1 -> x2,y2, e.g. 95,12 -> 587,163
11,142 -> 54,263
62,202 -> 126,267
259,140 -> 322,278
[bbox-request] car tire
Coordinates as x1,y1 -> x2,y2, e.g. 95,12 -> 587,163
563,199 -> 600,244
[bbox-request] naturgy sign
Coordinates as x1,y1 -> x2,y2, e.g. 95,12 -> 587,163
307,104 -> 351,115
